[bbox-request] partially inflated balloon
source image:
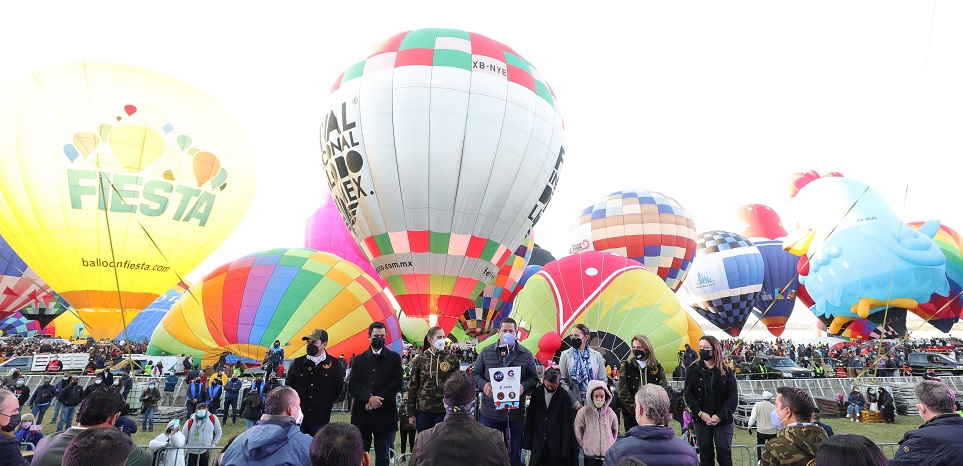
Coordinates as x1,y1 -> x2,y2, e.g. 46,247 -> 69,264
907,222 -> 963,332
322,29 -> 565,333
683,231 -> 764,337
510,251 -> 690,366
461,232 -> 533,337
305,194 -> 387,289
0,62 -> 256,313
0,235 -> 60,322
570,190 -> 697,292
147,249 -> 400,365
114,284 -> 188,343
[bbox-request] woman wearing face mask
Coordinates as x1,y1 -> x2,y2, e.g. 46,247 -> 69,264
14,412 -> 42,449
407,325 -> 461,432
0,389 -> 29,466
559,324 -> 606,413
618,335 -> 668,431
683,335 -> 738,466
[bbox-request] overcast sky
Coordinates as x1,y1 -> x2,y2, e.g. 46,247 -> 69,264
2,1 -> 962,338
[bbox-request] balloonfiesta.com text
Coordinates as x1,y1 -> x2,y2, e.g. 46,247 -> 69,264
81,258 -> 170,272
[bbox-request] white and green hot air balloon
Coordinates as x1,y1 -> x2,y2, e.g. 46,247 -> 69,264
321,28 -> 566,333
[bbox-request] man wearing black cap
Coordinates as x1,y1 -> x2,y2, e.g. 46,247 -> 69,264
286,329 -> 345,436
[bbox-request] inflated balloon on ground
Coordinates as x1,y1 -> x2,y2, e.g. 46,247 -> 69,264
322,29 -> 565,333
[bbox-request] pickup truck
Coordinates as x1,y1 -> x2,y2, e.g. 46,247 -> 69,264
0,352 -> 90,372
906,352 -> 963,376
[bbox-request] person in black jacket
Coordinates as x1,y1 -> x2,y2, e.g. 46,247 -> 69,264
0,389 -> 29,466
348,322 -> 403,466
523,367 -> 577,466
27,376 -> 58,424
684,335 -> 738,466
287,328 -> 344,436
56,379 -> 84,432
891,380 -> 963,466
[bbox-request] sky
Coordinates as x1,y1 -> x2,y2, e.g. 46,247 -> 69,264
2,1 -> 962,339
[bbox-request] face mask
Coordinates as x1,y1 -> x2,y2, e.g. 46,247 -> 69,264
294,409 -> 304,425
20,421 -> 31,429
196,409 -> 208,418
62,377 -> 69,381
633,350 -> 647,360
16,380 -> 23,386
148,384 -> 156,389
2,413 -> 19,432
500,332 -> 515,347
95,380 -> 102,385
370,337 -> 385,350
770,408 -> 787,429
306,344 -> 321,357
274,343 -> 280,348
545,386 -> 557,393
569,336 -> 583,350
699,349 -> 712,360
71,381 -> 79,386
433,339 -> 446,351
113,381 -> 120,386
43,381 -> 50,386
593,399 -> 605,409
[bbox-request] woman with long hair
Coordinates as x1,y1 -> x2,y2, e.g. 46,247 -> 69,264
406,325 -> 460,431
683,335 -> 738,466
815,434 -> 890,466
617,335 -> 668,431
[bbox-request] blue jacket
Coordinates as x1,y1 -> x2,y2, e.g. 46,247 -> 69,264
891,413 -> 963,466
472,342 -> 539,421
164,374 -> 178,392
217,418 -> 311,466
207,384 -> 222,401
225,378 -> 242,400
187,382 -> 207,403
603,425 -> 698,466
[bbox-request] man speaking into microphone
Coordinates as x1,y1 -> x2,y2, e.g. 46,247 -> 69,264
473,317 -> 539,466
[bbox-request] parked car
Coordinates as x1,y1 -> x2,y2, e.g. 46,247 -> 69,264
906,352 -> 963,376
738,356 -> 814,380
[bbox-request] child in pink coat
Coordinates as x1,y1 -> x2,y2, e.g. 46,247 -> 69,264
574,379 -> 619,466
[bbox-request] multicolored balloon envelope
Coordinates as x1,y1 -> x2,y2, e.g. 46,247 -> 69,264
147,249 -> 401,365
114,284 -> 188,343
305,194 -> 387,289
820,308 -> 907,341
461,232 -> 533,337
570,190 -> 697,292
682,231 -> 764,337
321,29 -> 565,333
0,235 -> 61,323
510,251 -> 695,366
907,222 -> 963,333
750,240 -> 799,337
0,62 -> 256,314
0,312 -> 41,336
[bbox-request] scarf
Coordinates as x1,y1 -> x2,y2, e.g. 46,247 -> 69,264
572,348 -> 591,399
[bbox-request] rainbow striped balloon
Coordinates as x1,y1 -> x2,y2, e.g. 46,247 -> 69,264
907,222 -> 963,332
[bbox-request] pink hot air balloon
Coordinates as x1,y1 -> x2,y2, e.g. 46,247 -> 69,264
305,194 -> 387,289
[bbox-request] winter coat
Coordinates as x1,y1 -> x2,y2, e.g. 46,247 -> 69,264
559,347 -> 606,410
149,430 -> 186,466
759,424 -> 828,466
348,347 -> 404,433
602,425 -> 699,466
140,387 -> 161,407
286,353 -> 344,427
472,342 -> 539,421
239,394 -> 263,421
618,355 -> 667,418
28,383 -> 58,407
33,427 -> 152,466
0,431 -> 28,466
57,384 -> 84,407
224,378 -> 242,400
524,384 -> 578,466
184,413 -> 223,454
11,385 -> 29,407
575,380 -> 619,458
891,413 -> 963,466
164,374 -> 179,392
409,413 -> 509,466
683,361 -> 738,426
407,348 -> 460,414
218,417 -> 312,466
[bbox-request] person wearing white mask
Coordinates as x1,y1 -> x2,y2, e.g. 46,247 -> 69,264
183,402 -> 222,466
407,325 -> 461,432
149,419 -> 187,466
758,387 -> 827,466
217,387 -> 312,466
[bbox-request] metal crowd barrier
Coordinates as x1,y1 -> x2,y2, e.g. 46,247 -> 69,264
876,442 -> 900,459
732,444 -> 755,465
136,445 -> 225,466
368,447 -> 398,466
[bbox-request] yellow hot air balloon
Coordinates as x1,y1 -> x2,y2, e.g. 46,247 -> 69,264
0,63 -> 256,334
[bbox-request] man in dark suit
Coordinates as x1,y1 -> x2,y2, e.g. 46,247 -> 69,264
349,322 -> 403,466
287,328 -> 345,436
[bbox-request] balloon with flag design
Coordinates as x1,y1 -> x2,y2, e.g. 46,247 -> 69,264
461,232 -> 534,337
322,29 -> 565,333
569,190 -> 697,292
509,251 -> 693,366
0,62 -> 257,328
682,231 -> 765,337
146,249 -> 400,365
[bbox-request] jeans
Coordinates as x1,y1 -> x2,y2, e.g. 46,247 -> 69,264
58,405 -> 78,432
142,405 -> 156,430
31,403 -> 51,424
222,398 -> 238,423
481,414 -> 525,466
361,430 -> 395,466
400,429 -> 416,453
694,422 -> 734,466
414,411 -> 446,432
186,452 -> 209,466
246,419 -> 256,429
50,399 -> 62,422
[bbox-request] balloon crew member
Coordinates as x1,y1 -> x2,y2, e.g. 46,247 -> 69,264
265,340 -> 285,377
348,322 -> 403,466
618,334 -> 668,431
186,378 -> 207,416
407,325 -> 461,432
684,335 -> 738,466
286,328 -> 344,436
473,317 -> 539,466
222,373 -> 242,424
206,378 -> 222,415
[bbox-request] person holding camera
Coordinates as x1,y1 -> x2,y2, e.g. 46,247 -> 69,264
149,419 -> 187,466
